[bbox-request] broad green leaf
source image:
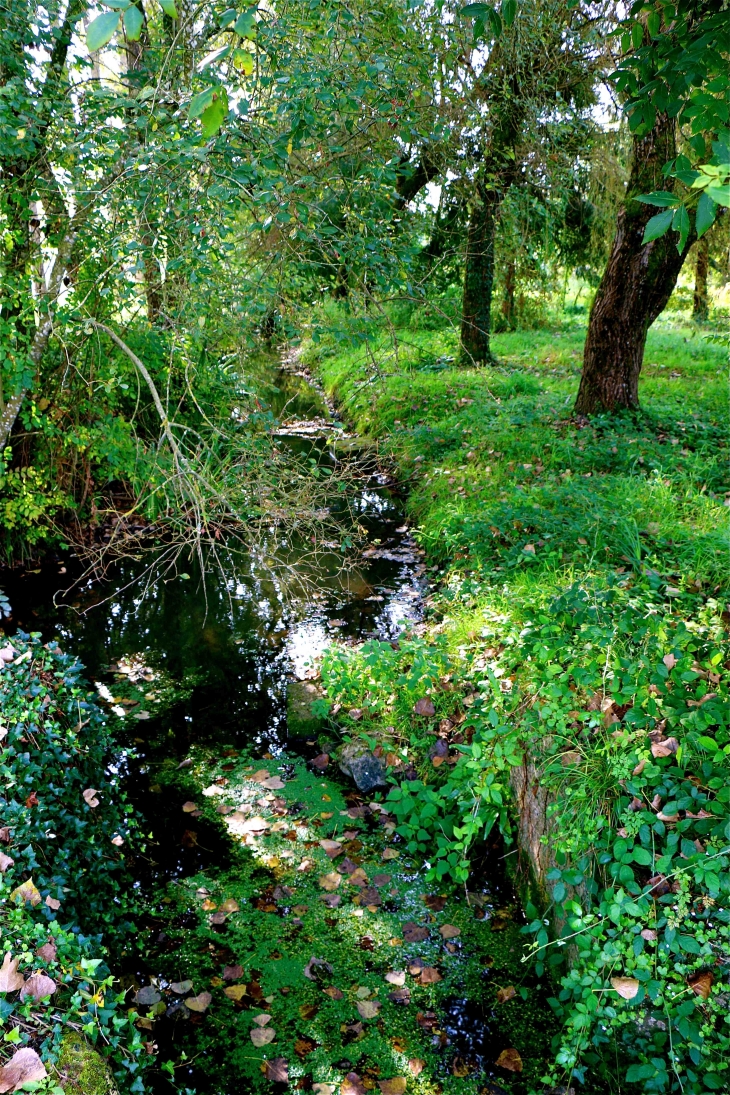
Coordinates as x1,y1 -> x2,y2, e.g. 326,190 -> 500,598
219,7 -> 237,27
198,45 -> 231,71
706,183 -> 730,207
461,2 -> 494,16
647,10 -> 660,36
672,203 -> 690,252
695,192 -> 717,237
487,6 -> 502,33
642,208 -> 673,244
189,87 -> 215,119
105,0 -> 132,8
630,22 -> 643,49
200,87 -> 228,137
87,11 -> 121,51
233,11 -> 257,37
233,49 -> 254,76
123,4 -> 144,40
501,0 -> 516,25
635,192 -> 678,208
159,0 -> 178,16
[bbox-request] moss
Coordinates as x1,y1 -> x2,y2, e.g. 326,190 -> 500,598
57,1032 -> 118,1095
287,679 -> 327,737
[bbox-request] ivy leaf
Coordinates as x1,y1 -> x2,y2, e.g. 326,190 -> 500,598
86,11 -> 121,52
672,203 -> 690,252
123,5 -> 144,40
642,208 -> 673,244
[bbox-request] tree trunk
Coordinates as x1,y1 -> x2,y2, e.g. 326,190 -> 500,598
692,235 -> 709,321
502,260 -> 516,328
460,182 -> 498,365
574,114 -> 695,416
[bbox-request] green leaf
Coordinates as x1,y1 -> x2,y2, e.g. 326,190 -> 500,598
696,192 -> 717,237
635,191 -> 679,207
198,45 -> 231,71
630,21 -> 643,49
677,933 -> 701,954
86,11 -> 121,52
233,49 -> 254,76
706,183 -> 730,207
158,0 -> 178,16
642,208 -> 673,244
233,11 -> 257,37
123,5 -> 144,41
647,10 -> 660,36
633,846 -> 652,866
461,2 -> 494,15
219,7 -> 237,27
200,87 -> 228,137
501,0 -> 516,25
189,87 -> 215,119
672,203 -> 690,251
105,0 -> 132,8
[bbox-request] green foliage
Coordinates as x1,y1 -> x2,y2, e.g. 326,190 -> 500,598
0,634 -> 147,1091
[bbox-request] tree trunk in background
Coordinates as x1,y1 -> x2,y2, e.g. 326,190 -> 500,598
574,113 -> 694,415
502,260 -> 516,329
692,235 -> 709,321
460,183 -> 499,365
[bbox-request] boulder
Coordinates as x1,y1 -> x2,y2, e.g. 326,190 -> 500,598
57,1031 -> 118,1095
287,680 -> 326,738
338,741 -> 386,792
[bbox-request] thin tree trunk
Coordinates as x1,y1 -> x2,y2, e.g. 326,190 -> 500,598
574,113 -> 694,415
460,182 -> 498,365
692,235 -> 709,321
502,260 -> 516,328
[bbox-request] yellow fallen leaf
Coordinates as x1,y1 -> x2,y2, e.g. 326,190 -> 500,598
495,1047 -> 522,1072
223,984 -> 247,1001
10,878 -> 41,907
610,977 -> 640,1000
319,872 -> 342,892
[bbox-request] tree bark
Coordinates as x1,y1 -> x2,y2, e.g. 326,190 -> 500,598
692,235 -> 709,321
574,113 -> 694,415
460,181 -> 499,365
502,260 -> 516,328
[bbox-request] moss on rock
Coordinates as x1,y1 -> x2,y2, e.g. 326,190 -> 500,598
57,1032 -> 118,1095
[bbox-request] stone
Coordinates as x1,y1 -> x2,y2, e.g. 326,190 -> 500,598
337,741 -> 386,792
287,680 -> 326,737
57,1032 -> 118,1095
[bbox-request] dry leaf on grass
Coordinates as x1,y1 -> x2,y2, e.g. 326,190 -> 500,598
252,1014 -> 272,1026
688,970 -> 713,1000
402,922 -> 429,943
250,1026 -> 276,1047
324,986 -> 344,1000
320,840 -> 343,858
36,943 -> 56,963
496,985 -> 516,1003
495,1048 -> 522,1072
224,984 -> 247,1001
182,801 -> 198,813
262,777 -> 286,790
313,1085 -> 335,1095
382,848 -> 400,860
319,872 -> 342,892
0,1047 -> 47,1092
219,898 -> 240,914
423,895 -> 447,912
250,770 -> 270,783
341,1074 -> 366,1095
414,698 -> 435,717
418,967 -> 441,985
356,999 -> 381,1019
610,977 -> 640,1000
185,992 -> 212,1012
303,957 -> 333,982
385,971 -> 406,986
438,924 -> 460,939
171,980 -> 192,994
222,965 -> 243,981
0,853 -> 14,874
45,895 -> 60,911
20,974 -> 56,1002
262,1058 -> 288,1083
0,954 -> 24,993
651,737 -> 679,758
378,1080 -> 407,1095
408,1060 -> 424,1077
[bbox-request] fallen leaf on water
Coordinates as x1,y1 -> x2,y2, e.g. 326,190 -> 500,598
423,895 -> 447,912
319,872 -> 342,891
342,1073 -> 366,1095
610,977 -> 640,1000
385,971 -> 406,986
262,1058 -> 288,1083
250,1026 -> 276,1047
414,698 -> 435,717
219,898 -> 240,914
378,1080 -> 407,1095
356,999 -> 381,1019
439,924 -> 460,939
224,984 -> 247,1001
495,1048 -> 522,1072
10,878 -> 40,907
324,986 -> 344,1000
36,942 -> 56,963
418,967 -> 441,985
408,1060 -> 424,1077
496,985 -> 516,1003
402,922 -> 429,943
0,1047 -> 47,1092
253,1014 -> 272,1026
320,840 -> 343,859
135,985 -> 162,1007
688,970 -> 713,1000
20,974 -> 56,1002
83,788 -> 100,808
171,980 -> 193,994
311,754 -> 330,770
185,992 -> 212,1013
182,801 -> 198,813
0,954 -> 24,993
263,777 -> 286,790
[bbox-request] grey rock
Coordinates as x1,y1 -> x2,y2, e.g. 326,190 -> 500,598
338,741 -> 386,792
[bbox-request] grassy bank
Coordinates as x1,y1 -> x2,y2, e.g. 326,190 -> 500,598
302,314 -> 730,1093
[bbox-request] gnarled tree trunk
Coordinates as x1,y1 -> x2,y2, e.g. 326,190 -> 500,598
574,113 -> 694,415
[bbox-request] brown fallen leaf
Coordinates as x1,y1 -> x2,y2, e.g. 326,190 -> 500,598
418,967 -> 441,985
688,970 -> 713,1000
209,912 -> 228,925
262,777 -> 286,790
250,769 -> 270,783
324,986 -> 344,1000
373,873 -> 391,887
382,848 -> 400,861
313,1085 -> 336,1095
242,816 -> 270,834
0,954 -> 24,993
342,1073 -> 366,1095
171,980 -> 193,994
663,653 -> 677,670
10,878 -> 41,907
640,929 -> 657,942
82,788 -> 100,808
36,942 -> 56,963
111,834 -> 124,847
495,1047 -> 523,1072
385,971 -> 406,986
182,801 -> 198,813
219,898 -> 240,914
348,868 -> 368,887
439,924 -> 460,939
303,957 -> 333,982
263,1058 -> 288,1083
388,987 -> 411,1005
610,977 -> 640,1000
356,999 -> 381,1019
651,737 -> 679,758
402,922 -> 429,943
320,840 -> 343,859
359,887 -> 382,907
250,1026 -> 276,1047
224,984 -> 247,1002
496,985 -> 516,1004
252,1013 -> 272,1026
378,1080 -> 407,1095
414,697 -> 435,717
185,992 -> 212,1012
423,895 -> 447,912
408,1060 -> 425,1077
319,894 -> 342,909
319,872 -> 342,892
299,1003 -> 319,1020
311,754 -> 330,771
0,853 -> 14,874
294,1037 -> 317,1059
222,964 -> 244,981
0,1047 -> 47,1092
20,974 -> 56,1002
